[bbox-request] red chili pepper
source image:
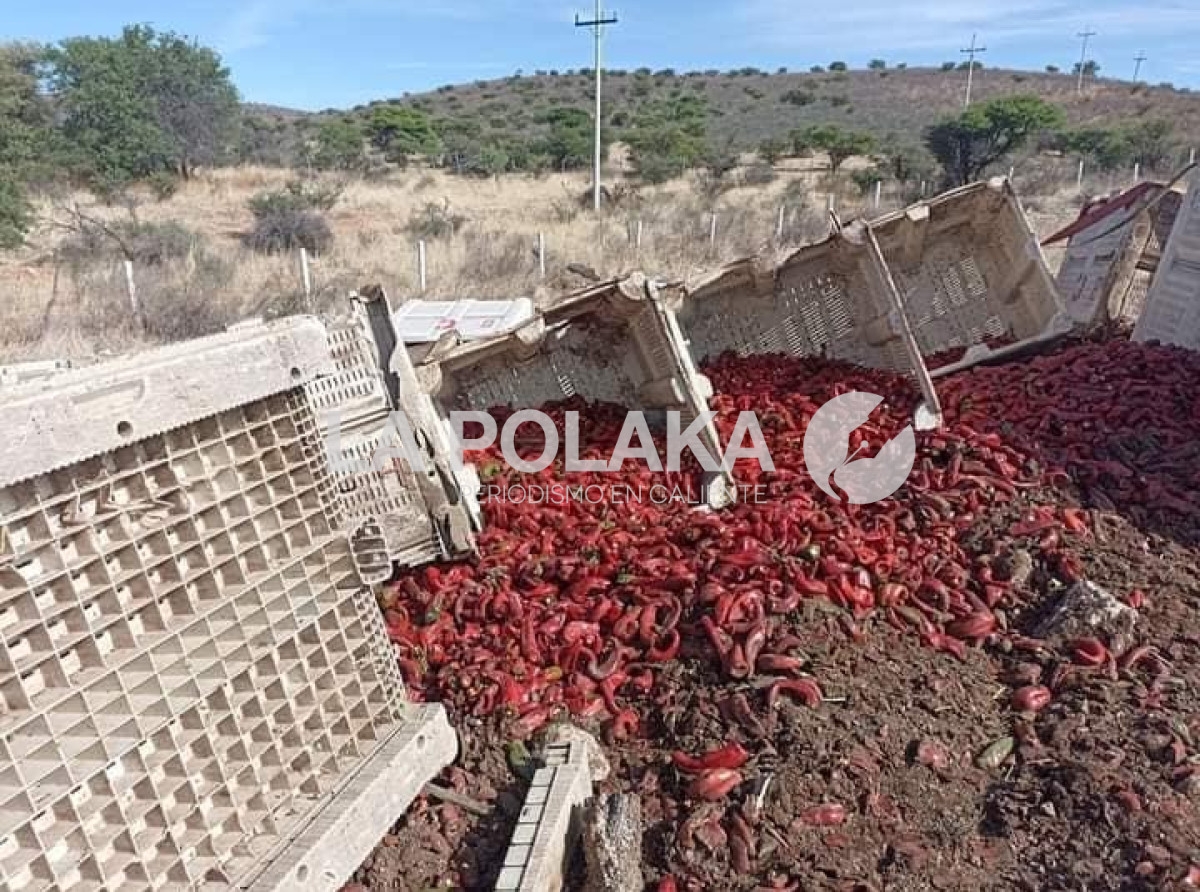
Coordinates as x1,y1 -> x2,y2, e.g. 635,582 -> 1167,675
647,629 -> 681,662
945,610 -> 996,641
1070,638 -> 1109,666
757,653 -> 805,674
686,768 -> 743,800
766,678 -> 823,708
671,742 -> 750,773
1011,685 -> 1052,712
656,877 -> 679,892
795,803 -> 847,827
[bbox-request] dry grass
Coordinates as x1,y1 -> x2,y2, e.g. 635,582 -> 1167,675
0,160 -> 1085,362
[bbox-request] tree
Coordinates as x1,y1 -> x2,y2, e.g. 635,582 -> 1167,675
883,143 -> 934,184
1063,127 -> 1132,171
47,25 -> 239,187
0,44 -> 54,177
941,62 -> 957,71
780,89 -> 815,106
829,61 -> 848,71
1046,65 -> 1060,73
1124,119 -> 1174,170
868,59 -> 887,70
311,120 -> 365,170
0,179 -> 29,250
758,136 -> 788,165
366,105 -> 440,160
797,125 -> 875,173
1073,60 -> 1100,77
624,95 -> 708,184
924,95 -> 1065,186
0,43 -> 54,247
533,106 -> 593,170
851,166 -> 884,195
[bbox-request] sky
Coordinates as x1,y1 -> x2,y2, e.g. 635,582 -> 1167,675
5,0 -> 1200,110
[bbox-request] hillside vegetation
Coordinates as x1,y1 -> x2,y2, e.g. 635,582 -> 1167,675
1,28 -> 1196,362
301,66 -> 1200,157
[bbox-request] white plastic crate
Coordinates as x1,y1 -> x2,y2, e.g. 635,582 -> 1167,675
392,299 -> 536,344
0,361 -> 72,389
871,179 -> 1071,376
678,223 -> 944,427
1135,168 -> 1200,350
1045,182 -> 1181,328
307,316 -> 448,575
494,742 -> 592,892
353,287 -> 485,544
0,318 -> 456,892
407,275 -> 734,505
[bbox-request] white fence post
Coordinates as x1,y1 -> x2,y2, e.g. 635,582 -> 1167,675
708,213 -> 717,251
776,205 -> 786,240
537,232 -> 546,279
1076,159 -> 1085,192
1008,165 -> 1015,181
417,240 -> 427,294
1133,162 -> 1141,183
1191,148 -> 1197,165
298,247 -> 312,306
123,259 -> 141,325
919,180 -> 927,197
635,219 -> 643,250
872,180 -> 882,210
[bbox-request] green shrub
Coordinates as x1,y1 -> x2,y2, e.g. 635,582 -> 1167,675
248,180 -> 342,217
0,179 -> 31,250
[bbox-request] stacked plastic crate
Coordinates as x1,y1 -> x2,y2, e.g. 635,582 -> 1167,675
0,318 -> 454,892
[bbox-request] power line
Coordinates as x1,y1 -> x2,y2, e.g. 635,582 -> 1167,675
1133,51 -> 1147,83
960,33 -> 987,108
575,0 -> 618,213
1076,28 -> 1097,94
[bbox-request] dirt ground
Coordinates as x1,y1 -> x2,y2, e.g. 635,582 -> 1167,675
352,339 -> 1200,892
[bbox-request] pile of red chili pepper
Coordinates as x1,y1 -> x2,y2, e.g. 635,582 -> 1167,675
379,339 -> 1200,739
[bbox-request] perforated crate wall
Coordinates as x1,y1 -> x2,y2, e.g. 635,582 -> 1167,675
410,276 -> 734,504
1135,170 -> 1200,350
0,319 -> 455,892
679,236 -> 914,373
871,179 -> 1067,358
306,319 -> 439,570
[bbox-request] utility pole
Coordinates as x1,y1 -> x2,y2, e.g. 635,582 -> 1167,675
575,0 -> 618,212
961,33 -> 986,107
1133,51 -> 1146,83
1076,28 -> 1096,94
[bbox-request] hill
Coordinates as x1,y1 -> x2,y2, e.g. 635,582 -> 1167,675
248,66 -> 1200,167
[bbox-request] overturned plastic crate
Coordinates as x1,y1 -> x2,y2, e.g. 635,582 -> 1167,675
1134,167 -> 1200,351
0,318 -> 456,892
1044,181 -> 1182,329
406,275 -> 734,505
678,223 -> 944,428
870,178 -> 1070,376
307,308 -> 476,576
